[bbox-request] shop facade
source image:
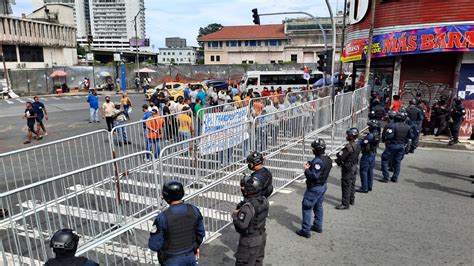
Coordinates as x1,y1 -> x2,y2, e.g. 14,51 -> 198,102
342,0 -> 474,137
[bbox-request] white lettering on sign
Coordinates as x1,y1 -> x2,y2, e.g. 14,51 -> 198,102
349,0 -> 370,25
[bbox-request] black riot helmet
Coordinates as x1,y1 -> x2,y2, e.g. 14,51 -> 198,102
162,180 -> 185,203
388,110 -> 397,120
367,120 -> 380,131
311,138 -> 326,155
454,97 -> 462,105
394,113 -> 404,122
346,127 -> 359,141
247,151 -> 264,170
50,228 -> 80,252
240,174 -> 263,196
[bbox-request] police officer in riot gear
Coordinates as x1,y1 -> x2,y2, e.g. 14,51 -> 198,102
45,229 -> 98,266
148,181 -> 205,266
233,174 -> 269,266
381,113 -> 414,183
356,120 -> 381,193
335,128 -> 361,210
406,100 -> 424,152
449,98 -> 466,145
369,98 -> 386,121
296,138 -> 333,238
247,151 -> 273,198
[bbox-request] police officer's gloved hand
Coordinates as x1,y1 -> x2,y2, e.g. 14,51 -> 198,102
236,200 -> 245,210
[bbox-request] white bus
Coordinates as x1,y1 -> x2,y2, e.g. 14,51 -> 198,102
240,70 -> 324,93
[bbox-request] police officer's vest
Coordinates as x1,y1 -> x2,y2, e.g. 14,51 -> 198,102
251,168 -> 273,198
373,105 -> 385,119
162,204 -> 198,254
236,196 -> 269,237
371,131 -> 381,153
386,122 -> 410,145
407,106 -> 421,122
307,155 -> 332,188
45,257 -> 88,266
361,132 -> 380,155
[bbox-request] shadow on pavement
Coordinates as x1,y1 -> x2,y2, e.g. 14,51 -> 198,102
407,165 -> 472,182
269,204 -> 301,233
200,229 -> 238,265
404,179 -> 472,197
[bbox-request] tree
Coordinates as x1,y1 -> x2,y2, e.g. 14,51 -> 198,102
197,23 -> 223,48
77,45 -> 86,57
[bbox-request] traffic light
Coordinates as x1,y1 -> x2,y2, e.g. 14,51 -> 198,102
316,49 -> 334,74
252,8 -> 260,25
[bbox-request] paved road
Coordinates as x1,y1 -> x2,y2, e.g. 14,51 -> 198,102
200,147 -> 474,265
0,94 -> 147,153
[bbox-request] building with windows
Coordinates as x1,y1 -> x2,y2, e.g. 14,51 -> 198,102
198,17 -> 344,65
0,4 -> 77,70
157,38 -> 198,64
32,0 -> 147,51
342,0 -> 474,137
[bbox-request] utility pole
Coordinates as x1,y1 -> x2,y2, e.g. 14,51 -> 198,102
134,8 -> 145,77
325,0 -> 336,86
364,0 -> 377,86
339,0 -> 348,74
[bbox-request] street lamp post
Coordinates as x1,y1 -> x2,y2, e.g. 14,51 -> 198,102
134,7 -> 145,91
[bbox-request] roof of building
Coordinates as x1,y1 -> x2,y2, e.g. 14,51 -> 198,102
198,24 -> 286,41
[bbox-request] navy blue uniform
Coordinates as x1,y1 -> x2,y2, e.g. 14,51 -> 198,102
149,203 -> 205,266
381,122 -> 413,182
301,154 -> 332,233
335,142 -> 361,207
406,105 -> 424,152
45,255 -> 98,266
358,131 -> 379,192
450,103 -> 466,143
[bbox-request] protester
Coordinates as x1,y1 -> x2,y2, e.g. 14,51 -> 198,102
209,87 -> 219,106
196,87 -> 207,106
32,96 -> 48,136
102,96 -> 115,132
111,103 -> 130,146
218,89 -> 227,105
120,93 -> 132,119
87,90 -> 99,123
23,102 -> 43,144
146,107 -> 165,160
390,95 -> 402,112
177,106 -> 194,148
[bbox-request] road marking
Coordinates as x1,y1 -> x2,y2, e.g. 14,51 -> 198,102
73,96 -> 81,98
63,96 -> 71,99
4,99 -> 14,104
51,97 -> 59,100
15,98 -> 26,103
26,98 -> 34,102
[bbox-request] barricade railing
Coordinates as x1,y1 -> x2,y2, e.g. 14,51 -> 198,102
252,96 -> 333,154
158,122 -> 252,190
352,86 -> 371,131
0,130 -> 111,193
1,85 -> 370,265
110,110 -> 194,160
0,151 -> 159,265
196,99 -> 250,124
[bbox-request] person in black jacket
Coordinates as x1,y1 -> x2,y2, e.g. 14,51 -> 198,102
296,138 -> 333,238
246,151 -> 273,198
335,128 -> 361,210
449,98 -> 466,145
45,229 -> 98,266
233,174 -> 269,266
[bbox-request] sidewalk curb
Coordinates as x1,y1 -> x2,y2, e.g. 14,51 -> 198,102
35,91 -> 143,98
418,140 -> 473,151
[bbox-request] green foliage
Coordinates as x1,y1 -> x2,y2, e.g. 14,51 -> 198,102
197,23 -> 223,48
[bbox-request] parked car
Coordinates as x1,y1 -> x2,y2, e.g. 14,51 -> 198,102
202,80 -> 229,91
145,82 -> 183,100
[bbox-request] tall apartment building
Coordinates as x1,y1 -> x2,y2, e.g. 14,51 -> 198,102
32,0 -> 146,50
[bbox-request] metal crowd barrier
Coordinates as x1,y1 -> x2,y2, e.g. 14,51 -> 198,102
110,110 -> 194,160
0,151 -> 159,265
0,130 -> 111,193
0,85 -> 370,265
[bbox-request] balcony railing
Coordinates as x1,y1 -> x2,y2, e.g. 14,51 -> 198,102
0,15 -> 76,48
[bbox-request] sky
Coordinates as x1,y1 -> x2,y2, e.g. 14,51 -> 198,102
13,0 -> 344,49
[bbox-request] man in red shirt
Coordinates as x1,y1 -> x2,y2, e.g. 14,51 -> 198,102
390,95 -> 402,112
261,87 -> 270,97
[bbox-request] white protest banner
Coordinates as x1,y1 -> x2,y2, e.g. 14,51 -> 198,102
200,107 -> 249,155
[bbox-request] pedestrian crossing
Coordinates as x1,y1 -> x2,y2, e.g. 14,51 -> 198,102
0,95 -> 86,105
